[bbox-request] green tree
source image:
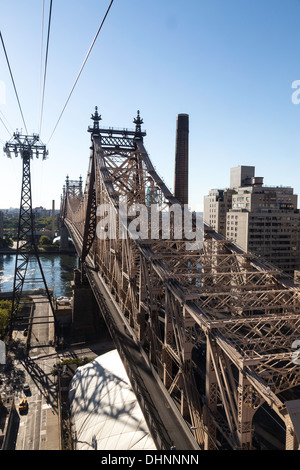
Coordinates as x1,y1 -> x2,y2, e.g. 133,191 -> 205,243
35,217 -> 53,230
0,237 -> 13,249
5,237 -> 13,248
3,216 -> 19,231
0,300 -> 12,340
39,235 -> 52,246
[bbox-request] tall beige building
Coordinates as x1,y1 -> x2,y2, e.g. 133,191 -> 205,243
204,166 -> 300,275
203,189 -> 235,237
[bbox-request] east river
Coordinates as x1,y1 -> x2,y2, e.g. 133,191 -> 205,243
0,253 -> 78,298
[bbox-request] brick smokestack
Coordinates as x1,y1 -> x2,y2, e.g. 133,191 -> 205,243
174,114 -> 189,205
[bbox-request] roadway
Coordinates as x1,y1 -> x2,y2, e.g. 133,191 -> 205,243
1,294 -> 120,450
17,295 -> 59,450
1,286 -> 200,450
1,295 -> 60,450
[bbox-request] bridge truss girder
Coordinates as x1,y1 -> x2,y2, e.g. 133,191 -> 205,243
61,111 -> 300,450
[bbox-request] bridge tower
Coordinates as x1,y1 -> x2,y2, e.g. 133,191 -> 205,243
3,132 -> 56,336
59,175 -> 82,252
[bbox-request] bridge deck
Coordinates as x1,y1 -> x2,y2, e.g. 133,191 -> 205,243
85,262 -> 200,450
59,115 -> 300,449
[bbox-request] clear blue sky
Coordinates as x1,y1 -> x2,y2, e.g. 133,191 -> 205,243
1,0 -> 300,212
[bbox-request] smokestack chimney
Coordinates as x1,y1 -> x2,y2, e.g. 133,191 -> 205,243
174,114 -> 189,205
52,200 -> 55,238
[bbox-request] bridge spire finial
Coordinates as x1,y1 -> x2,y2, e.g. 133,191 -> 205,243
89,106 -> 102,135
134,110 -> 144,142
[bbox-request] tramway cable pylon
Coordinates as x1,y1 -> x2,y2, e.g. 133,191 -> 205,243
3,132 -> 57,338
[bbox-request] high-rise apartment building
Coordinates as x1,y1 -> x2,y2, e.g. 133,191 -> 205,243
204,166 -> 300,275
203,188 -> 235,237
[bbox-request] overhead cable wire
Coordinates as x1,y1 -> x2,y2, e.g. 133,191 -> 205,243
36,0 -> 46,205
39,0 -> 53,136
0,114 -> 12,137
0,108 -> 13,137
47,0 -> 115,144
0,31 -> 28,134
38,0 -> 46,130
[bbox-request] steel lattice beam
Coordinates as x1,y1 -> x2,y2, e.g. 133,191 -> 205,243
60,109 -> 300,450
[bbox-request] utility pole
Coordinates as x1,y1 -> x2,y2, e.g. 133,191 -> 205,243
3,131 -> 57,338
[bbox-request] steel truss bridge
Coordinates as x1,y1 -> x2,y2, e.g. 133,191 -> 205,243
60,108 -> 300,450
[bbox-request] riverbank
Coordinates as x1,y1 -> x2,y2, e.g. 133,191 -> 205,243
0,248 -> 76,255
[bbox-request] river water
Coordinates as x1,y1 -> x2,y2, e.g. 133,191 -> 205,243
0,253 -> 78,298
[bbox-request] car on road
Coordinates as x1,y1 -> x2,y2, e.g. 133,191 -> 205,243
18,398 -> 28,414
23,383 -> 30,395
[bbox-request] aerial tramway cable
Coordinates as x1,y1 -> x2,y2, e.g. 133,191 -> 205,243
38,0 -> 45,131
39,0 -> 53,136
0,113 -> 12,137
0,30 -> 28,135
0,108 -> 13,136
47,0 -> 115,144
